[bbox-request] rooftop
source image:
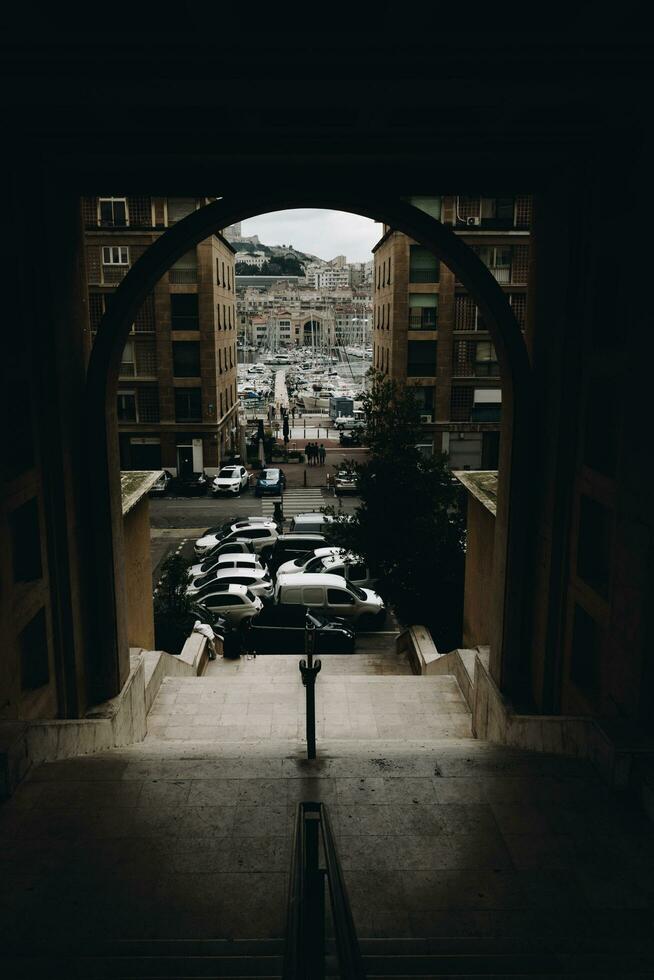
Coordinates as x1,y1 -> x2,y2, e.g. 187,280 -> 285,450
120,470 -> 163,516
453,469 -> 498,516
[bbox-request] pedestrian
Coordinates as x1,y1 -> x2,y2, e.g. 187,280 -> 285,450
319,443 -> 326,465
222,625 -> 244,660
311,442 -> 317,466
291,407 -> 295,422
306,442 -> 313,465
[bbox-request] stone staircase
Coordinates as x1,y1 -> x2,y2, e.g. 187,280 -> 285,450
6,934 -> 654,977
1,654 -> 653,978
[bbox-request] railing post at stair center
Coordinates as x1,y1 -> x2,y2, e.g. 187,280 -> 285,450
300,616 -> 321,760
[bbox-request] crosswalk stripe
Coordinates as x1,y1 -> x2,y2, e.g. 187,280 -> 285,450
260,488 -> 328,516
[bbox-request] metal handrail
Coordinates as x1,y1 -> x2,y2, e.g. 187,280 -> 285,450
283,802 -> 366,980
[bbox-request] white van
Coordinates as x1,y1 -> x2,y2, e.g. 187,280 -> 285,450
274,573 -> 384,626
288,513 -> 335,534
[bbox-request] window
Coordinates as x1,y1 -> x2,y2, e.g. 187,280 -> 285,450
474,342 -> 499,376
117,391 -> 136,421
170,294 -> 199,330
450,386 -> 474,421
407,196 -> 442,220
474,246 -> 512,283
169,249 -> 198,283
407,340 -> 437,377
98,197 -> 128,227
327,589 -> 355,605
172,342 -> 200,378
348,563 -> 367,581
20,608 -> 49,691
302,588 -> 324,605
222,261 -> 226,285
102,245 -> 129,265
167,198 -> 196,223
11,498 -> 42,583
409,245 -> 439,283
207,594 -> 240,608
174,388 -> 202,422
120,339 -> 135,376
409,294 -> 438,330
413,386 -> 434,415
218,349 -> 223,373
480,196 -> 515,225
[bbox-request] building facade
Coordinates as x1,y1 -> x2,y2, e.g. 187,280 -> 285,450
84,196 -> 238,475
372,194 -> 531,468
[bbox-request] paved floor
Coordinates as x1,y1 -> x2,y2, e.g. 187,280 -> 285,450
2,737 -> 652,949
146,668 -> 471,742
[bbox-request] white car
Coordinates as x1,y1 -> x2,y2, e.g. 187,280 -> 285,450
276,546 -> 343,578
190,566 -> 273,600
212,465 -> 249,496
194,520 -> 278,557
187,540 -> 257,578
186,554 -> 267,592
193,584 -> 263,624
275,572 -> 384,625
333,415 -> 356,430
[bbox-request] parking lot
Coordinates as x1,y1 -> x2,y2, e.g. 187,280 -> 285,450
148,460 -> 401,653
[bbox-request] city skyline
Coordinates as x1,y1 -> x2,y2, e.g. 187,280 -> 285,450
240,208 -> 378,263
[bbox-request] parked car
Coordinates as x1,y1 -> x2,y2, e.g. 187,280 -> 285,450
149,470 -> 173,496
275,573 -> 385,626
254,467 -> 286,497
186,602 -> 228,640
187,540 -> 257,578
276,546 -> 343,577
288,513 -> 335,534
334,469 -> 357,494
186,554 -> 267,593
211,465 -> 249,496
242,606 -> 355,655
316,553 -> 376,589
262,533 -> 328,573
193,583 -> 263,624
333,415 -> 357,430
339,430 -> 362,448
189,566 -> 273,600
194,520 -> 279,557
173,471 -> 209,496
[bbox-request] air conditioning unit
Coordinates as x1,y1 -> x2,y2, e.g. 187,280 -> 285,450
420,414 -> 433,423
466,216 -> 481,226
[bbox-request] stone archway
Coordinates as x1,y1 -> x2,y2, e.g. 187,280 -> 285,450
86,194 -> 532,703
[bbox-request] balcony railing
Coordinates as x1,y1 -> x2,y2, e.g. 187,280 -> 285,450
409,313 -> 437,330
169,269 -> 199,284
408,270 -> 439,283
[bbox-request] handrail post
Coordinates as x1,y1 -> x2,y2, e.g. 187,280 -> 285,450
300,616 -> 321,760
304,809 -> 326,980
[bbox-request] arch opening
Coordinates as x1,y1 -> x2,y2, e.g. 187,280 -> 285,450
85,195 -> 533,704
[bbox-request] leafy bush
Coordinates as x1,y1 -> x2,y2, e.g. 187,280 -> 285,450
153,554 -> 194,655
324,370 -> 465,650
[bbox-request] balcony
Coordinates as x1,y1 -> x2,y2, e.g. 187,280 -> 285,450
169,269 -> 199,284
489,266 -> 511,284
409,312 -> 438,331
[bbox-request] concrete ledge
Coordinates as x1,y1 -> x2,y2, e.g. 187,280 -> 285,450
396,626 -> 441,675
0,635 -> 214,799
141,633 -> 219,715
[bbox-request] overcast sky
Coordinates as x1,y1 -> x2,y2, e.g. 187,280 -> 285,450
240,209 -> 380,263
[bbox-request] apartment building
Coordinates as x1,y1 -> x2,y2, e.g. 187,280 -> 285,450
84,196 -> 238,476
372,194 -> 531,468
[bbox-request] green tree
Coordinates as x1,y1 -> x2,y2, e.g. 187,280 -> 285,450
326,370 -> 465,650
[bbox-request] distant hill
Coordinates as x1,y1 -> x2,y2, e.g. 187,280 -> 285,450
231,240 -> 319,263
